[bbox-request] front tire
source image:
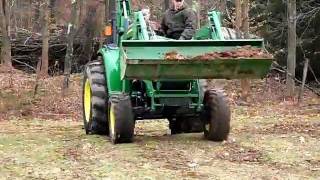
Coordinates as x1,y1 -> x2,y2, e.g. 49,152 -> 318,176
108,93 -> 135,144
82,61 -> 109,135
202,89 -> 231,141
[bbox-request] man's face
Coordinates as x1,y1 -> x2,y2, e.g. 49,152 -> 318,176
172,0 -> 184,10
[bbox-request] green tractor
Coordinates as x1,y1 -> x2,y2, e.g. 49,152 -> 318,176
82,0 -> 273,144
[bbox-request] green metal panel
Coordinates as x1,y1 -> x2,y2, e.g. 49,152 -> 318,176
194,11 -> 225,40
136,11 -> 149,40
117,0 -> 132,46
120,40 -> 272,80
208,11 -> 224,40
122,59 -> 272,80
194,26 -> 211,40
99,47 -> 123,93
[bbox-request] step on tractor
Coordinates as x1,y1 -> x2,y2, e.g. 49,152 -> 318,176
82,0 -> 273,144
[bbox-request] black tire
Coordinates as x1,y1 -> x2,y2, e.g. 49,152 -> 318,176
82,60 -> 109,135
186,117 -> 204,133
202,89 -> 231,141
169,117 -> 203,134
169,118 -> 183,134
108,93 -> 135,144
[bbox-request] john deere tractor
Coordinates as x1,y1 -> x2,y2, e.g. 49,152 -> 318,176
82,0 -> 273,144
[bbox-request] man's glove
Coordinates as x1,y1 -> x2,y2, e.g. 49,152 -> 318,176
179,36 -> 186,40
154,30 -> 164,36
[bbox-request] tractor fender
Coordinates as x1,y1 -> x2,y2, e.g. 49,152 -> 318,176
98,46 -> 122,94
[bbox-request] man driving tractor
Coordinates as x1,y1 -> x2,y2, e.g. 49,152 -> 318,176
161,0 -> 197,40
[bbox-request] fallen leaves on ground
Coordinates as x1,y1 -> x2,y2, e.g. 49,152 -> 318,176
0,70 -> 81,121
0,69 -> 319,179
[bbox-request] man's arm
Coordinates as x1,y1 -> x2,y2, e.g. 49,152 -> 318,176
160,13 -> 168,36
180,9 -> 197,40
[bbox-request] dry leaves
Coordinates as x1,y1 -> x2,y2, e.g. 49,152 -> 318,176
165,46 -> 273,61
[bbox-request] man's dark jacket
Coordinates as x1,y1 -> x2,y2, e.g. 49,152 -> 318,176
161,4 -> 197,40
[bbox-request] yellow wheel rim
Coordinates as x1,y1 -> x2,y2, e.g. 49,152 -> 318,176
205,123 -> 210,132
109,105 -> 115,135
84,79 -> 91,122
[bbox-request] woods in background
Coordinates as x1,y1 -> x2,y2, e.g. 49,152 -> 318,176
0,0 -> 11,67
0,0 -> 105,75
0,0 -> 319,96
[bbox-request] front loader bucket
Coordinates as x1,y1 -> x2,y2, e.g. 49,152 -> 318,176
121,40 -> 273,80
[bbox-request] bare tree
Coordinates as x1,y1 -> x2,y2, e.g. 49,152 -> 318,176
241,0 -> 249,38
235,0 -> 241,37
240,0 -> 250,101
235,0 -> 251,102
97,1 -> 105,49
62,0 -> 78,95
164,0 -> 170,11
0,0 -> 12,68
218,0 -> 226,14
78,2 -> 99,65
75,0 -> 83,27
40,0 -> 50,76
78,0 -> 85,22
287,0 -> 296,97
34,0 -> 50,96
192,0 -> 200,29
27,0 -> 32,30
33,1 -> 41,32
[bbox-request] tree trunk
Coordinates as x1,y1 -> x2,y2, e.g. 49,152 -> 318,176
97,1 -> 105,49
28,0 -> 32,30
240,0 -> 250,101
287,0 -> 296,97
132,0 -> 141,9
40,0 -> 49,76
75,0 -> 82,28
62,0 -> 78,94
33,1 -> 41,32
193,0 -> 200,29
235,0 -> 250,102
5,0 -> 9,33
49,0 -> 56,24
164,0 -> 170,11
79,0 -> 85,26
235,0 -> 241,38
218,0 -> 226,14
0,0 -> 12,67
11,0 -> 17,38
241,0 -> 249,39
185,0 -> 192,6
79,4 -> 97,65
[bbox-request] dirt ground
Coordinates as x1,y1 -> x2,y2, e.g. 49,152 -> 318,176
0,71 -> 319,179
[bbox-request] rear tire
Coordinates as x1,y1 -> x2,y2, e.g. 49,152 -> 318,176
202,89 -> 231,141
169,117 -> 203,134
108,93 -> 135,144
169,118 -> 183,134
82,61 -> 109,135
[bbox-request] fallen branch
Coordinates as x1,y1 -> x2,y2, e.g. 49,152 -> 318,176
12,59 -> 36,72
298,58 -> 310,103
271,62 -> 320,96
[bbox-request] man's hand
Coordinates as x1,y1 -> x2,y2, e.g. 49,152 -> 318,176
154,30 -> 165,36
